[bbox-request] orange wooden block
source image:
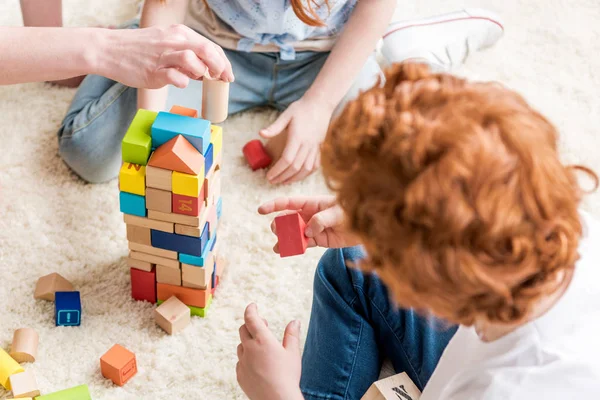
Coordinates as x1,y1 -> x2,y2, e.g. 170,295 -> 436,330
170,105 -> 198,118
157,282 -> 211,308
148,135 -> 204,175
100,344 -> 137,386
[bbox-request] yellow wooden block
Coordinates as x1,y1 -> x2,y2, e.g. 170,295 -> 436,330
119,162 -> 146,196
0,347 -> 24,390
210,125 -> 223,156
172,169 -> 204,197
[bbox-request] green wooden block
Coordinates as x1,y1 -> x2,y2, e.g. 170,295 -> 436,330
122,109 -> 157,165
158,295 -> 212,318
35,384 -> 91,400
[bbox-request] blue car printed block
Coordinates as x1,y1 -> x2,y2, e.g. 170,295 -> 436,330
216,197 -> 223,220
119,192 -> 146,217
151,112 -> 211,154
179,231 -> 216,267
151,223 -> 209,256
204,143 -> 214,174
55,291 -> 82,326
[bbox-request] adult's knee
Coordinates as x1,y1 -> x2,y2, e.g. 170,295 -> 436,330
58,134 -> 121,183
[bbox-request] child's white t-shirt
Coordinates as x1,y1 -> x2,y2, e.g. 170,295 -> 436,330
422,211 -> 600,399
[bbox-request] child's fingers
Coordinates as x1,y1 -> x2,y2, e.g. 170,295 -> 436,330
305,207 -> 342,238
239,324 -> 252,343
258,196 -> 312,215
243,303 -> 269,338
237,343 -> 244,359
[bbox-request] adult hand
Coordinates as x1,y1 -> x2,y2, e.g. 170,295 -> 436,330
101,24 -> 234,89
258,196 -> 361,251
236,304 -> 304,400
260,97 -> 333,185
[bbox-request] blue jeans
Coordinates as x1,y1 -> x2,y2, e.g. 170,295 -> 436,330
300,247 -> 457,400
58,22 -> 382,183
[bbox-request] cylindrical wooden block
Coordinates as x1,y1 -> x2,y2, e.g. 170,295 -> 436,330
201,79 -> 230,123
10,328 -> 39,363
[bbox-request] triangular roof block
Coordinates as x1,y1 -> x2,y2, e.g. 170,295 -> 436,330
148,135 -> 204,175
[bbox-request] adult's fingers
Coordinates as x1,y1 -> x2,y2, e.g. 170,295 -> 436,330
213,44 -> 234,82
156,67 -> 190,89
160,50 -> 208,79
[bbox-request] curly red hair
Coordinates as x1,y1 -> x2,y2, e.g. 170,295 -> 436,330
322,63 -> 593,326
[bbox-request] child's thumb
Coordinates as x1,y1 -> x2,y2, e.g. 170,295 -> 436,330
305,208 -> 337,238
282,320 -> 301,353
260,111 -> 291,139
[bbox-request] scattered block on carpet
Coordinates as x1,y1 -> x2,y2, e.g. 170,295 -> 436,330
8,370 -> 40,398
0,348 -> 24,390
10,328 -> 38,363
34,273 -> 74,301
361,372 -> 421,400
34,384 -> 91,400
243,140 -> 272,170
154,296 -> 191,335
55,291 -> 82,327
100,344 -> 137,386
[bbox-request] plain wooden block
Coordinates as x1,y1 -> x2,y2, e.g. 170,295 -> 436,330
181,260 -> 213,289
130,267 -> 156,303
129,251 -> 179,269
154,296 -> 191,335
121,109 -> 156,166
34,384 -> 91,400
148,210 -> 201,227
34,273 -> 74,301
361,372 -> 421,400
175,224 -> 202,238
0,348 -> 24,390
123,214 -> 174,233
10,328 -> 38,363
126,257 -> 154,272
128,242 -> 178,260
145,161 -> 173,191
145,188 -> 172,213
275,212 -> 308,257
170,105 -> 198,118
156,264 -> 182,286
8,370 -> 40,398
119,162 -> 146,196
157,282 -> 211,308
201,79 -> 229,123
148,135 -> 204,175
100,344 -> 137,386
172,170 -> 204,197
126,225 -> 151,246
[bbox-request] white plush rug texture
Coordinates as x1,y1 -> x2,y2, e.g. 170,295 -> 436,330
0,0 -> 599,399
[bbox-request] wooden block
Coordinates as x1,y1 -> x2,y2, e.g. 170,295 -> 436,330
243,140 -> 272,170
175,224 -> 201,238
203,143 -> 214,176
119,191 -> 146,217
201,79 -> 229,123
148,210 -> 200,227
148,135 -> 204,175
34,273 -> 74,301
157,283 -> 211,308
189,296 -> 212,317
10,328 -> 38,363
209,168 -> 221,204
361,372 -> 421,400
119,162 -> 146,196
0,348 -> 24,390
210,125 -> 223,157
216,255 -> 226,278
128,242 -> 178,260
126,225 -> 151,246
145,160 -> 172,191
206,205 -> 218,237
126,257 -> 153,272
123,214 -> 174,233
34,385 -> 91,400
100,344 -> 137,386
172,192 -> 205,217
151,227 -> 207,256
169,105 -> 198,118
152,112 -> 211,154
275,212 -> 308,257
156,265 -> 181,286
172,170 -> 204,197
55,291 -> 81,326
145,187 -> 171,213
122,109 -> 156,165
154,296 -> 191,334
181,258 -> 213,289
130,251 -> 179,269
130,267 -> 156,303
178,230 -> 215,266
8,370 -> 40,398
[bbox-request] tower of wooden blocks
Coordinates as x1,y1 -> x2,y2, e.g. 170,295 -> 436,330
119,83 -> 228,317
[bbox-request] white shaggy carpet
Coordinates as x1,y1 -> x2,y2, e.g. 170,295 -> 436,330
0,0 -> 599,399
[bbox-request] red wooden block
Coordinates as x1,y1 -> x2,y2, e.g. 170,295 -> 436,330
130,267 -> 156,303
274,213 -> 308,257
172,191 -> 205,216
170,105 -> 198,118
243,140 -> 272,170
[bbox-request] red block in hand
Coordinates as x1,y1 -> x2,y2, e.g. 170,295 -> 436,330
274,213 -> 308,258
243,140 -> 272,171
130,267 -> 156,303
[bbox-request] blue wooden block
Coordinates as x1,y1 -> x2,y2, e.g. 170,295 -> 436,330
216,197 -> 223,220
179,231 -> 215,266
204,143 -> 214,174
151,112 -> 210,154
55,291 -> 81,326
119,192 -> 146,217
211,269 -> 216,289
151,223 -> 209,256
210,235 -> 217,252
